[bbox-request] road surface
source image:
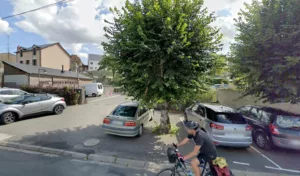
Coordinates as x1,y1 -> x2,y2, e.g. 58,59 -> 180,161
0,94 -> 299,175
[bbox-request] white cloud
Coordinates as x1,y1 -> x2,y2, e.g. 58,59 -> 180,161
0,19 -> 13,35
10,0 -> 251,54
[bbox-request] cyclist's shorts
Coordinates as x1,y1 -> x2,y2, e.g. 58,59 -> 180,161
197,153 -> 217,163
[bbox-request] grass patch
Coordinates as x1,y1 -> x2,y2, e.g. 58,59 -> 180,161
152,121 -> 180,136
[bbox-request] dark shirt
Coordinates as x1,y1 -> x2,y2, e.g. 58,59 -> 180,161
188,129 -> 217,156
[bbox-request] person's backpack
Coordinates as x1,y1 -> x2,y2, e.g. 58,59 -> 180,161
211,157 -> 232,176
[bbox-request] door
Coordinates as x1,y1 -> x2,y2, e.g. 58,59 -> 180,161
38,95 -> 53,112
19,96 -> 42,115
137,108 -> 149,125
195,105 -> 206,128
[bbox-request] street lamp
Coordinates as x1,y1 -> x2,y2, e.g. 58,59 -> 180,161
38,68 -> 47,90
76,66 -> 80,89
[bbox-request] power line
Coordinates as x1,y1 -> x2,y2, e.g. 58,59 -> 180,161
1,0 -> 74,20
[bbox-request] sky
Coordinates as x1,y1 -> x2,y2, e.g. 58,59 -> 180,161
0,0 -> 252,64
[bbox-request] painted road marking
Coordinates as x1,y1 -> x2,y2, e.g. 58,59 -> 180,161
265,166 -> 300,174
0,133 -> 12,141
233,161 -> 250,166
250,146 -> 282,169
89,95 -> 121,103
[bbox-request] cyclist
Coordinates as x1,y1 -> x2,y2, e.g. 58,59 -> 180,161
174,121 -> 217,176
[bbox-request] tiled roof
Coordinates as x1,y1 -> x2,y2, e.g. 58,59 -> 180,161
3,61 -> 92,80
18,43 -> 57,52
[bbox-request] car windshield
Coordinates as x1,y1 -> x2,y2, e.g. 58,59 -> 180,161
4,95 -> 32,104
215,113 -> 246,124
112,106 -> 137,118
276,115 -> 300,129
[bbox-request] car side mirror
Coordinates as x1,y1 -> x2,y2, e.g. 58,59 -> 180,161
22,101 -> 28,105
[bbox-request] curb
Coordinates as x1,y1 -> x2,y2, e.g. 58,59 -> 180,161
0,142 -> 296,176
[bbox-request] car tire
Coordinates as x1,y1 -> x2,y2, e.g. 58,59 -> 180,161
92,93 -> 97,97
137,125 -> 143,137
53,105 -> 64,115
254,132 -> 271,150
0,112 -> 17,125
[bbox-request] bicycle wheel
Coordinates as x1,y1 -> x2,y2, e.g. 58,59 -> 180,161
156,168 -> 182,176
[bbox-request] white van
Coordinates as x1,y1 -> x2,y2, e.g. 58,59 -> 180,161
84,83 -> 104,97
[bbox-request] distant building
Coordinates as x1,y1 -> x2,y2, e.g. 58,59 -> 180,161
70,55 -> 83,72
15,43 -> 71,71
0,53 -> 17,86
3,61 -> 92,88
88,54 -> 103,71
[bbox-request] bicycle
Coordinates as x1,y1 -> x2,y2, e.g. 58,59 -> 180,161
156,145 -> 215,176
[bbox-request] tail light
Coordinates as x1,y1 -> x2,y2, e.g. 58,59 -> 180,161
210,123 -> 224,130
103,118 -> 110,124
269,124 -> 280,135
246,125 -> 252,131
61,98 -> 65,102
125,121 -> 136,126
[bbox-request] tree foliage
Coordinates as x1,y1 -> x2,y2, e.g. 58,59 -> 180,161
231,0 -> 300,104
102,0 -> 222,132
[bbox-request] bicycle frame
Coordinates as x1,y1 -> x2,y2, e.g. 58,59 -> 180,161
172,159 -> 209,176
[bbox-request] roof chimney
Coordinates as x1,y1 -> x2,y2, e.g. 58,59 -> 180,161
61,65 -> 64,73
17,45 -> 21,51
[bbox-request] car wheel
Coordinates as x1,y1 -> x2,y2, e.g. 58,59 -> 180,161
255,132 -> 271,150
0,112 -> 17,125
137,125 -> 143,137
53,105 -> 64,115
92,93 -> 96,97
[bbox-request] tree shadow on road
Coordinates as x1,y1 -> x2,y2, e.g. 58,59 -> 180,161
6,123 -> 173,163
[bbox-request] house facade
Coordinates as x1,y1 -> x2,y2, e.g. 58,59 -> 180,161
3,61 -> 92,88
16,43 -> 70,71
0,53 -> 17,86
88,54 -> 103,71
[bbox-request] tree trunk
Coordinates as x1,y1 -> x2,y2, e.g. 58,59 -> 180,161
159,102 -> 171,134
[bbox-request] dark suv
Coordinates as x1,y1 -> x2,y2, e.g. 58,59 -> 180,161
237,106 -> 300,150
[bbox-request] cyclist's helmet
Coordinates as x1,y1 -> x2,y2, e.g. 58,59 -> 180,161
185,120 -> 199,130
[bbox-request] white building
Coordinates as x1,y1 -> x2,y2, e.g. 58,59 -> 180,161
88,54 -> 103,71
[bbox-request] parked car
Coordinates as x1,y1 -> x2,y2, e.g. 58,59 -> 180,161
185,103 -> 252,148
102,102 -> 153,137
0,94 -> 66,125
237,106 -> 300,150
0,88 -> 29,103
83,83 -> 104,97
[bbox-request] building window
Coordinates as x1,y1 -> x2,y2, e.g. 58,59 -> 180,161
26,60 -> 30,65
90,67 -> 93,70
20,50 -> 23,57
20,61 -> 23,64
33,59 -> 37,66
33,48 -> 36,55
90,62 -> 93,65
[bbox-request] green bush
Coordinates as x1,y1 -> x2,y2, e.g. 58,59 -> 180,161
20,85 -> 80,106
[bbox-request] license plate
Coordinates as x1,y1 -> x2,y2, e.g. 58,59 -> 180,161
112,121 -> 123,126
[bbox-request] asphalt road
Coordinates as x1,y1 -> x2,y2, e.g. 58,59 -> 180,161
0,95 -> 299,175
0,148 -> 154,176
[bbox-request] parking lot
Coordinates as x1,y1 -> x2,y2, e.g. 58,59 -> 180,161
0,95 -> 299,175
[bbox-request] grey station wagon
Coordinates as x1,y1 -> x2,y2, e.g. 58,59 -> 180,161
185,103 -> 252,148
102,102 -> 153,137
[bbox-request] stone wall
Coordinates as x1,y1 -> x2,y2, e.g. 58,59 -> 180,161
216,89 -> 300,114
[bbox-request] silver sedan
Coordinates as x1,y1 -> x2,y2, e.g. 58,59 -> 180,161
102,102 -> 153,137
0,94 -> 66,125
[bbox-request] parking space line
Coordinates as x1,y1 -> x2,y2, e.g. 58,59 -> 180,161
265,166 -> 300,174
233,161 -> 250,166
250,146 -> 282,169
89,95 -> 121,103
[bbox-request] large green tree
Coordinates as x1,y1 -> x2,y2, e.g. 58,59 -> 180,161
102,0 -> 222,133
231,0 -> 300,104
